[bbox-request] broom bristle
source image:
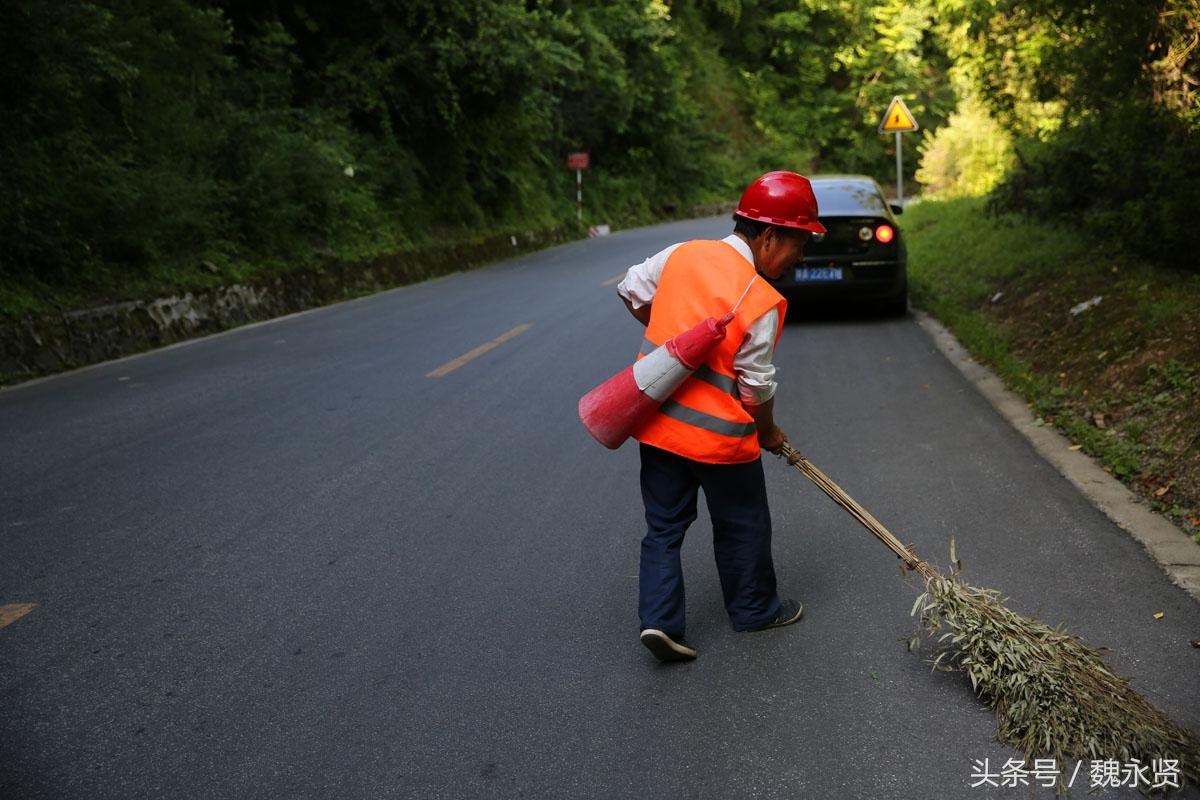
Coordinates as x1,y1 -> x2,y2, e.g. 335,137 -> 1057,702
776,446 -> 1199,789
914,573 -> 1200,788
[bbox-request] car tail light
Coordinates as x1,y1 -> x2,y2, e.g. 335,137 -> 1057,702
875,224 -> 895,243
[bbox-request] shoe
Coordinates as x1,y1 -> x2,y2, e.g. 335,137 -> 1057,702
743,598 -> 803,632
640,629 -> 698,662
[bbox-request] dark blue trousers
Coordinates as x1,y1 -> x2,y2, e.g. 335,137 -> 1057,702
638,443 -> 783,637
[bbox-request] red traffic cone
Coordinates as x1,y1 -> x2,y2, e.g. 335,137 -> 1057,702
578,313 -> 734,449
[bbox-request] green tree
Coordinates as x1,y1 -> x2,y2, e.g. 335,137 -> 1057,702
936,0 -> 1200,269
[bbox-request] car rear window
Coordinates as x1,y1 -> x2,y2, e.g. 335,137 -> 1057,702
813,183 -> 886,214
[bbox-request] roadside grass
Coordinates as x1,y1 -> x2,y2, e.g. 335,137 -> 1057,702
905,197 -> 1200,543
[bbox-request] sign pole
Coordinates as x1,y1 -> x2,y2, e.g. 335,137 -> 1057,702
878,96 -> 917,205
566,152 -> 589,221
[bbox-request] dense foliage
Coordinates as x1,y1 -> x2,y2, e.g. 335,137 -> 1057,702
940,0 -> 1200,270
0,1 -> 1196,303
0,0 -> 950,295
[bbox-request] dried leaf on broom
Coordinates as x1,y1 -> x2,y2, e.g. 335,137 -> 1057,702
912,567 -> 1200,791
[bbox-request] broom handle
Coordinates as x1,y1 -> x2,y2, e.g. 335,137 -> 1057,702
778,443 -> 937,581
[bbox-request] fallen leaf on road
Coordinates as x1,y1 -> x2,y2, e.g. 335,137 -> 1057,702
1069,444 -> 1083,451
1152,612 -> 1164,620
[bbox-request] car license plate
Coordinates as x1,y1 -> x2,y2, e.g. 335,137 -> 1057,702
795,266 -> 843,282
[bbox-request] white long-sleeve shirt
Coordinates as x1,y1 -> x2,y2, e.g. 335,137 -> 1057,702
616,234 -> 780,405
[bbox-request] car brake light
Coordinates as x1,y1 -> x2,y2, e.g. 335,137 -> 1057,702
875,224 -> 895,243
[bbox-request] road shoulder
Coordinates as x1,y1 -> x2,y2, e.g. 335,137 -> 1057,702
917,310 -> 1200,603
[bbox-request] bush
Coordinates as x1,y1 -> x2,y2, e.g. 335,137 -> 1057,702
988,102 -> 1200,272
218,110 -> 396,259
916,96 -> 1012,199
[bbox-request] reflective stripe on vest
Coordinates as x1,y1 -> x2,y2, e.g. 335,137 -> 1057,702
631,239 -> 787,464
658,400 -> 756,438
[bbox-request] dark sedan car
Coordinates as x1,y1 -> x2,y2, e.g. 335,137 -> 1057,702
766,175 -> 907,315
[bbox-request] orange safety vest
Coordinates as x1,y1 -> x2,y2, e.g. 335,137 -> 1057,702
632,239 -> 787,464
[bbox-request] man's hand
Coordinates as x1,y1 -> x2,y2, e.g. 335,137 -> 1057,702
745,397 -> 788,453
758,424 -> 789,454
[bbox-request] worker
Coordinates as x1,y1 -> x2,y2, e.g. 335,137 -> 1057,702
616,171 -> 826,663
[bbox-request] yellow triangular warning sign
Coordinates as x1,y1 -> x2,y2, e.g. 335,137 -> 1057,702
878,96 -> 918,133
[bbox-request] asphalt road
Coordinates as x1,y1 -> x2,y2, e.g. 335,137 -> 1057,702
2,216 -> 1198,799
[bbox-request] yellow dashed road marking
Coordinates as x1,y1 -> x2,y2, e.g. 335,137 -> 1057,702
426,324 -> 532,378
0,603 -> 36,629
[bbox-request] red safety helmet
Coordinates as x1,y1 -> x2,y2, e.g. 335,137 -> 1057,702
735,171 -> 826,235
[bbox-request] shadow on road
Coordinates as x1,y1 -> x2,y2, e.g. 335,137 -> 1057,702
782,298 -> 909,325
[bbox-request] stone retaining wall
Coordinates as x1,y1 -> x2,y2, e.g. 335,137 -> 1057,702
0,227 -> 569,387
0,203 -> 739,387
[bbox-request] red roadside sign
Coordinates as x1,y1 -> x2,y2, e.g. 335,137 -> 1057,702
566,152 -> 590,169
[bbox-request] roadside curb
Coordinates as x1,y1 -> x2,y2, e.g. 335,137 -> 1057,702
914,310 -> 1200,604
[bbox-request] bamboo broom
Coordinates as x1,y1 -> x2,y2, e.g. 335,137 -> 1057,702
778,443 -> 1200,791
